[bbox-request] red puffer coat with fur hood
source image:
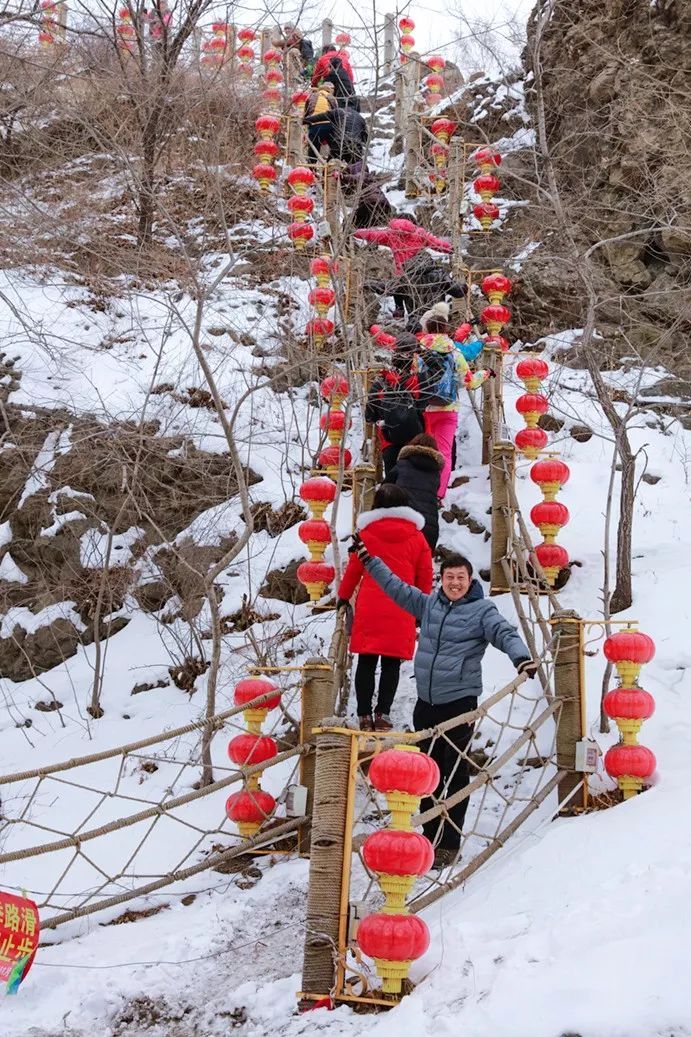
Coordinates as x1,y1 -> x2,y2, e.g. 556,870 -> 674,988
337,506 -> 433,658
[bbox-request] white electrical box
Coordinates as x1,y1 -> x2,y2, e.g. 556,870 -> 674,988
285,784 -> 308,817
575,739 -> 599,773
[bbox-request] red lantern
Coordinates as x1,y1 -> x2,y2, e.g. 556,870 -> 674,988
310,256 -> 331,280
604,743 -> 656,798
299,476 -> 336,518
485,334 -> 510,352
265,67 -> 284,85
255,114 -> 281,138
481,303 -> 511,333
481,273 -> 512,302
287,195 -> 315,219
603,687 -> 655,722
262,48 -> 282,65
431,118 -> 456,142
473,202 -> 500,231
292,89 -> 310,110
298,518 -> 331,548
604,630 -> 655,687
237,44 -> 254,60
226,788 -> 276,832
237,27 -> 256,42
309,286 -> 336,314
369,747 -> 439,797
252,163 -> 277,191
530,500 -> 569,539
296,560 -> 335,601
516,357 -> 549,392
306,317 -> 335,345
234,677 -> 281,712
400,33 -> 415,51
287,166 -> 316,194
427,54 -> 445,72
371,327 -> 396,349
288,222 -> 314,249
335,31 -> 351,46
319,445 -> 352,471
431,142 -> 449,161
530,458 -> 570,500
515,392 -> 549,428
424,73 -> 444,92
515,426 -> 549,460
474,175 -> 501,202
473,147 -> 502,171
399,16 -> 415,31
320,373 -> 349,401
534,542 -> 569,585
363,829 -> 434,877
262,87 -> 283,107
357,912 -> 429,965
319,409 -> 347,435
228,733 -> 278,766
254,140 -> 279,162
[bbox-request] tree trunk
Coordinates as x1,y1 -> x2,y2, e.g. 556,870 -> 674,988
138,132 -> 157,246
610,446 -> 635,613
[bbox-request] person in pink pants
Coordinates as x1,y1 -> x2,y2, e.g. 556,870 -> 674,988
416,303 -> 490,498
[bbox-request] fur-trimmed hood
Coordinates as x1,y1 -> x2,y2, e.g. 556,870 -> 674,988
356,506 -> 425,533
397,444 -> 444,470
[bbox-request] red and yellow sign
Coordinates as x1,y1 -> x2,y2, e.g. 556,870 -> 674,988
0,892 -> 39,992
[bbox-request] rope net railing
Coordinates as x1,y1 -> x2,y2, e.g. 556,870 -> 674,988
0,686 -> 306,929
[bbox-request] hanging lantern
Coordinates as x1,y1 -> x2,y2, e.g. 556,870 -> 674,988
534,542 -> 568,586
430,142 -> 449,191
292,89 -> 310,115
237,27 -> 256,43
228,733 -> 278,766
530,458 -> 570,500
287,195 -> 315,221
473,202 -> 500,231
400,33 -> 415,56
306,317 -> 335,347
370,324 -> 397,350
234,676 -> 281,728
226,788 -> 276,838
320,373 -> 349,404
481,273 -> 512,304
253,163 -> 277,191
116,7 -> 137,56
318,444 -> 352,475
299,476 -> 337,518
335,31 -> 351,46
603,631 -> 656,687
603,687 -> 655,743
237,44 -> 254,61
368,745 -> 440,830
255,114 -> 281,139
298,518 -> 332,561
604,743 -> 656,799
287,166 -> 316,195
515,426 -> 549,460
308,286 -> 336,315
473,147 -> 502,173
262,47 -> 282,67
319,409 -> 348,445
265,67 -> 284,86
516,357 -> 549,392
39,0 -> 59,47
481,303 -> 511,335
262,87 -> 283,108
399,16 -> 415,32
530,500 -> 569,541
515,392 -> 549,428
431,118 -> 456,143
427,54 -> 445,73
474,174 -> 501,203
424,73 -> 444,105
357,913 -> 430,994
288,222 -> 314,250
296,560 -> 335,601
362,829 -> 433,911
254,140 -> 279,163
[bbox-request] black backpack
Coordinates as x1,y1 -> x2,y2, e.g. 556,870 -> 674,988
366,378 -> 423,446
299,38 -> 314,62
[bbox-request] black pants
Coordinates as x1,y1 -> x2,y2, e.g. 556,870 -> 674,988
393,291 -> 414,317
381,443 -> 400,478
355,654 -> 401,717
423,523 -> 439,551
413,696 -> 476,849
307,123 -> 331,165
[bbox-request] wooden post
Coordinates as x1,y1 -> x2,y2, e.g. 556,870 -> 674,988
321,18 -> 333,49
352,465 -> 377,528
448,138 -> 463,283
489,441 -> 514,594
299,657 -> 337,850
323,161 -> 340,239
481,347 -> 504,464
285,113 -> 304,166
552,611 -> 587,811
226,23 -> 236,71
404,112 -> 419,198
300,730 -> 353,1000
384,13 -> 395,75
260,27 -> 271,58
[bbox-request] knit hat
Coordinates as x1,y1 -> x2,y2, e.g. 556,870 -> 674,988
420,301 -> 450,331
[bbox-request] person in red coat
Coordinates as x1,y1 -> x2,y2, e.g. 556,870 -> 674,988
311,44 -> 355,86
354,217 -> 451,274
337,484 -> 433,731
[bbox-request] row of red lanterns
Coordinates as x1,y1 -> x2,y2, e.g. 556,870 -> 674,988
399,16 -> 415,61
39,0 -> 63,48
429,117 -> 456,194
472,147 -> 502,231
236,25 -> 256,76
296,373 -> 352,601
116,5 -> 137,56
603,630 -> 656,798
528,458 -> 570,584
424,55 -> 445,108
226,676 -> 282,837
356,745 -> 438,993
479,271 -> 512,351
201,22 -> 232,68
287,166 -> 316,249
307,256 -> 336,347
251,47 -> 286,191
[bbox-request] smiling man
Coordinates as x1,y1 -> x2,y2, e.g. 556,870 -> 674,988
353,540 -> 537,867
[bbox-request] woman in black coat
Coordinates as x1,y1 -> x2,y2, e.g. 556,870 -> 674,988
384,432 -> 444,550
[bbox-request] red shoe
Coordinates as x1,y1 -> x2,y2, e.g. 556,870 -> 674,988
374,713 -> 393,732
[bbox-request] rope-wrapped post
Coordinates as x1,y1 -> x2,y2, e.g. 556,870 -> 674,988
481,346 -> 504,464
300,730 -> 353,1002
489,441 -> 515,594
352,464 -> 377,526
299,657 -> 338,850
552,609 -> 587,810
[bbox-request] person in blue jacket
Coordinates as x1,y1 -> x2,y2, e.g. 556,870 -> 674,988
352,539 -> 538,867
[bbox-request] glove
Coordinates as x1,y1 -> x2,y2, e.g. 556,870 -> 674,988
336,598 -> 349,611
488,369 -> 497,379
516,659 -> 539,678
352,533 -> 371,565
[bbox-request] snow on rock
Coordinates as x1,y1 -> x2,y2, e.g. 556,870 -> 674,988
0,551 -> 28,584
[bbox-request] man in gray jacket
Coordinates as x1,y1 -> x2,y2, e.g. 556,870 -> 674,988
353,540 -> 537,866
